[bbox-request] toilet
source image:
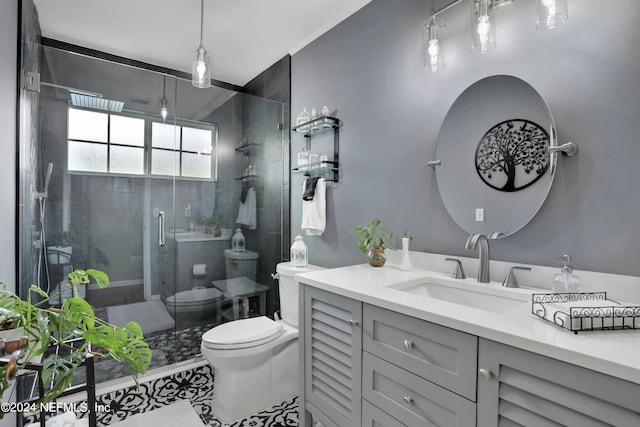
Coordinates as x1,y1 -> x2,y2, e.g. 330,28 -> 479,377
165,249 -> 259,325
200,261 -> 323,424
165,287 -> 224,322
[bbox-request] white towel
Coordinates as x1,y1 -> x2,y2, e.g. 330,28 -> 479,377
302,177 -> 326,236
236,187 -> 256,230
542,299 -> 634,330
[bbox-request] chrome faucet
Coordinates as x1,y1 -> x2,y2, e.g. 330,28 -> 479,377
465,233 -> 490,283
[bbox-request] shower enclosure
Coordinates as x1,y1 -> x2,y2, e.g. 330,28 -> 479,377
18,41 -> 290,384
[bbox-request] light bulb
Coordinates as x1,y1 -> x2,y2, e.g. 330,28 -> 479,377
428,40 -> 440,72
537,0 -> 567,29
196,61 -> 206,80
477,17 -> 491,53
425,16 -> 444,73
160,97 -> 168,121
472,0 -> 495,54
196,48 -> 207,80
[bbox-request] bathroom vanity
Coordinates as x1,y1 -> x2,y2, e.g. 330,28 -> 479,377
297,262 -> 640,427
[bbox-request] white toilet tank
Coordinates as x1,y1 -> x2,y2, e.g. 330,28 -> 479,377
276,262 -> 324,327
225,249 -> 258,281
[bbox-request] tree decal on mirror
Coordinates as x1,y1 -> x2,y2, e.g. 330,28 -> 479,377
475,119 -> 550,192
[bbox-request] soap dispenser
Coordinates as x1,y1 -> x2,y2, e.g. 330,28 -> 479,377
552,254 -> 581,293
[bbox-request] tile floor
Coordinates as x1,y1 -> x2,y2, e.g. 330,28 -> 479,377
26,364 -> 299,426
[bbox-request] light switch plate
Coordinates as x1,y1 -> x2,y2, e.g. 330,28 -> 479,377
475,208 -> 484,222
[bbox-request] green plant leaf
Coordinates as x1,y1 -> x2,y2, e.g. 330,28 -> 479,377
85,269 -> 109,288
0,365 -> 11,419
124,321 -> 144,341
121,338 -> 152,376
62,297 -> 95,330
40,352 -> 84,404
82,324 -> 118,352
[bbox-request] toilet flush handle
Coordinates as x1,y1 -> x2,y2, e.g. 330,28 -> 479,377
271,272 -> 279,280
231,260 -> 239,265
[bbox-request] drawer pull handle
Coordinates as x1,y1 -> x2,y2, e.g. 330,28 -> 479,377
349,319 -> 359,328
402,396 -> 414,407
403,340 -> 414,350
479,368 -> 493,382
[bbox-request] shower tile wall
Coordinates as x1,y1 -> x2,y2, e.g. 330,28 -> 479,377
243,55 -> 291,316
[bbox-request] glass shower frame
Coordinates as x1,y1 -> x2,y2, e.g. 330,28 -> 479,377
18,41 -> 287,385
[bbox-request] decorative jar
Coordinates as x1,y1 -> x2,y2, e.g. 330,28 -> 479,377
290,235 -> 308,267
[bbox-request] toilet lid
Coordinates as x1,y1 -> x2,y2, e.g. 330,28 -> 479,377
167,288 -> 224,306
202,316 -> 283,350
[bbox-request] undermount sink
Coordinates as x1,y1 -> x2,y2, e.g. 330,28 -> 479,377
387,276 -> 533,313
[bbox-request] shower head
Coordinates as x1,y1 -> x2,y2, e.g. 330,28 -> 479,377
40,82 -> 125,113
70,92 -> 124,112
36,162 -> 53,200
44,163 -> 53,194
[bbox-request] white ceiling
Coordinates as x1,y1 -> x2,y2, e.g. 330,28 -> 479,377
33,0 -> 371,87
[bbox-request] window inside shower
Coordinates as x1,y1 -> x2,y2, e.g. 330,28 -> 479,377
67,107 -> 218,179
18,41 -> 289,386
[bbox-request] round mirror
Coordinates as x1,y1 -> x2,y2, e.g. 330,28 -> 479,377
435,75 -> 557,237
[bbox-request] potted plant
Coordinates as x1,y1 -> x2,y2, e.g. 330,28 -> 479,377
46,231 -> 76,265
201,215 -> 224,237
0,269 -> 151,419
348,218 -> 400,267
47,230 -> 110,267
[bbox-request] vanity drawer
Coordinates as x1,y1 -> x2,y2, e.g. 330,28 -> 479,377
363,352 -> 476,427
362,399 -> 407,427
363,304 -> 478,401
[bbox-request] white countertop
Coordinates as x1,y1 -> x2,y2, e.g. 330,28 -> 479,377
296,262 -> 640,384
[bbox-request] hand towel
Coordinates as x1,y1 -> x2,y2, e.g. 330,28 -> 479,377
303,176 -> 321,201
236,187 -> 256,230
302,178 -> 326,236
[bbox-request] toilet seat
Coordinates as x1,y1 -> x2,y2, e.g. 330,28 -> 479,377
202,316 -> 283,350
167,288 -> 224,306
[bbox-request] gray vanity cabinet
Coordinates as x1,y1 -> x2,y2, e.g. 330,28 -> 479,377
477,339 -> 640,426
301,285 -> 363,427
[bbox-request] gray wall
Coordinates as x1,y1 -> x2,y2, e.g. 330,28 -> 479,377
0,0 -> 18,290
291,0 -> 640,277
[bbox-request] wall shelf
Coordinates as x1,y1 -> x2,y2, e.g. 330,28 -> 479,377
292,116 -> 341,182
234,174 -> 259,182
292,116 -> 340,137
234,143 -> 261,156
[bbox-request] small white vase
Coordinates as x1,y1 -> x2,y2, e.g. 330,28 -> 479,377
398,237 -> 412,271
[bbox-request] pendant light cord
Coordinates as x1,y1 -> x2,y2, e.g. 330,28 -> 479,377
199,0 -> 204,46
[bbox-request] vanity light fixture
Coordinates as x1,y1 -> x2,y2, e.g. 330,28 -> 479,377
160,75 -> 168,121
425,14 -> 445,72
424,0 -> 569,72
536,0 -> 568,29
472,0 -> 496,54
192,0 -> 211,88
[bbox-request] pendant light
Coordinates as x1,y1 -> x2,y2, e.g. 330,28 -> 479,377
424,14 -> 445,73
536,0 -> 568,29
471,0 -> 496,55
192,0 -> 211,88
160,76 -> 168,121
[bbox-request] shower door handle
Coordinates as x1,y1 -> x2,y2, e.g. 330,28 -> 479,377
158,211 -> 166,247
